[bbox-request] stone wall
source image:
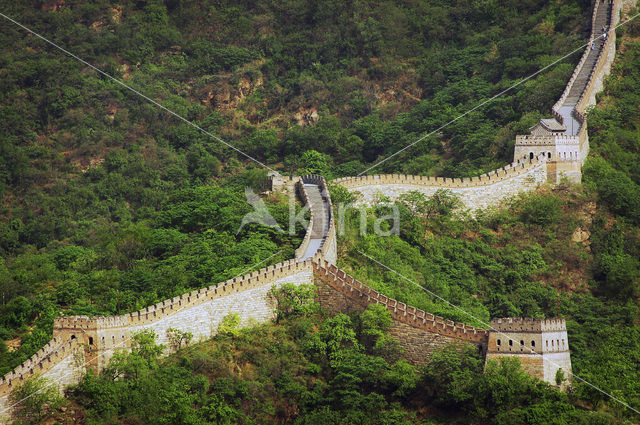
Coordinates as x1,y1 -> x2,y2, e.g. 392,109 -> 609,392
485,318 -> 572,389
295,175 -> 337,264
552,0 -> 604,116
313,260 -> 489,364
269,174 -> 300,193
332,1 -> 630,209
575,0 -> 630,116
294,180 -> 314,260
0,339 -> 83,422
528,0 -> 637,183
59,258 -> 315,370
6,0 -> 625,413
333,156 -> 547,211
0,258 -> 316,420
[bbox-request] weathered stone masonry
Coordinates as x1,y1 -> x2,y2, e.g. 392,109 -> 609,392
486,318 -> 573,391
0,174 -> 335,421
333,156 -> 547,211
6,0 -> 635,417
313,260 -> 488,364
1,166 -> 573,421
335,0 -> 636,208
51,259 -> 315,371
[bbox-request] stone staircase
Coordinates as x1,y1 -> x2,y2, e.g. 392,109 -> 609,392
563,1 -> 612,106
305,184 -> 328,238
298,176 -> 332,261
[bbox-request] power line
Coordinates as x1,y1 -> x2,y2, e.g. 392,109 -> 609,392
357,11 -> 640,176
0,251 -> 283,416
357,250 -> 640,416
0,12 -> 277,174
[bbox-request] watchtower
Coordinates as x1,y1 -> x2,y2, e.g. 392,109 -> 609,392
485,317 -> 572,390
513,119 -> 583,183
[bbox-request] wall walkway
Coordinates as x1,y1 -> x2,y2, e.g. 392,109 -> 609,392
336,0 -> 631,205
3,0 -> 635,420
1,174 -> 337,422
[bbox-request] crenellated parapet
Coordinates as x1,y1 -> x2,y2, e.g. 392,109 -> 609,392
514,135 -> 580,146
486,317 -> 572,389
490,317 -> 568,333
333,155 -> 548,211
0,337 -> 84,421
0,338 -> 80,395
515,0 -> 635,183
95,257 -> 316,329
334,155 -> 546,191
313,259 -> 489,345
8,0 -> 631,409
269,173 -> 300,193
552,0 -> 603,117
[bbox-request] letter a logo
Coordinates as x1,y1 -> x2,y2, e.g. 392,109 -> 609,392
237,187 -> 284,234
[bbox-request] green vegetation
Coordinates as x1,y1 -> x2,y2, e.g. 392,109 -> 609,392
41,304 -> 610,425
8,377 -> 65,425
334,14 -> 640,420
1,0 -> 640,423
341,184 -> 640,418
0,0 -> 590,375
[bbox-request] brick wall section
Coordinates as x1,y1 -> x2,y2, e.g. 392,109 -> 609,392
7,0 -> 626,409
485,318 -> 573,390
0,338 -> 83,422
55,258 -> 316,370
293,179 -> 314,259
333,156 -> 547,210
313,260 -> 489,363
0,257 -> 317,420
517,0 -> 638,183
552,0 -> 604,116
387,321 -> 467,364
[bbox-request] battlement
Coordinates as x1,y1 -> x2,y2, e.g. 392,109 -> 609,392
333,154 -> 547,190
4,0 -> 627,407
516,0 -> 624,186
0,338 -> 80,396
490,317 -> 567,333
54,316 -> 98,330
553,0 -> 603,114
294,179 -> 314,259
312,259 -> 489,344
52,258 -> 316,334
515,135 -> 580,146
576,0 -> 624,118
269,174 -> 300,192
300,174 -> 325,186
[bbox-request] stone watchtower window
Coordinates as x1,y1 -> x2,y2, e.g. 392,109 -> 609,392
531,340 -> 535,347
89,337 -> 94,345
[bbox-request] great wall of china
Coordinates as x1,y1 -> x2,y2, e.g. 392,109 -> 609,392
2,0 -> 636,421
334,0 -> 635,209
